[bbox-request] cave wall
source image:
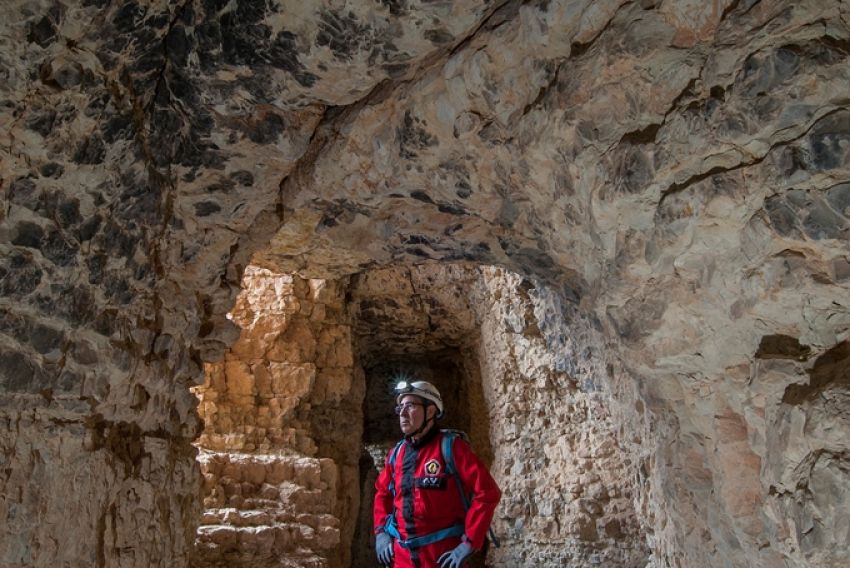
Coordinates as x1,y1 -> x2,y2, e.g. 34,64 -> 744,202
1,0 -> 849,566
473,268 -> 648,566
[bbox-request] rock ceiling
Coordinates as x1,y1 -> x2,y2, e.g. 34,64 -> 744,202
1,0 -> 849,566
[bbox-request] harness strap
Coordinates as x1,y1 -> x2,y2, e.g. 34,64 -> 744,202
442,431 -> 501,548
387,440 -> 404,497
384,515 -> 465,549
441,432 -> 469,507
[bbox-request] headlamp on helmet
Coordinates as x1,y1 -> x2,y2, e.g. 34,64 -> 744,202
394,379 -> 444,418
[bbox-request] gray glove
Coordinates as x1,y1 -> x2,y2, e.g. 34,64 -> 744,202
376,531 -> 394,566
438,541 -> 473,568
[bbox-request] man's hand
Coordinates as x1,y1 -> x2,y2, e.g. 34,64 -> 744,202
438,541 -> 473,568
376,531 -> 394,566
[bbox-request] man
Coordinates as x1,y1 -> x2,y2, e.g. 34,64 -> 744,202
373,379 -> 501,568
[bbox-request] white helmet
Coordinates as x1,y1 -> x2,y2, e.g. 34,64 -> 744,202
395,380 -> 444,418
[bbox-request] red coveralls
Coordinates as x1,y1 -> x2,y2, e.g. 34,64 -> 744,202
373,428 -> 501,568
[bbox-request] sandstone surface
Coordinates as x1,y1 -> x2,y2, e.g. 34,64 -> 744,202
1,0 -> 849,566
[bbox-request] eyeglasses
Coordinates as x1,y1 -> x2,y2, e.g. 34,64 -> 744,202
394,402 -> 424,415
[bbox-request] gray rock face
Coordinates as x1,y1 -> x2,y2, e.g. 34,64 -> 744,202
1,0 -> 849,566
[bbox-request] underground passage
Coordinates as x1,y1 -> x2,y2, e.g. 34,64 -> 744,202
2,0 -> 850,566
189,264 -> 645,566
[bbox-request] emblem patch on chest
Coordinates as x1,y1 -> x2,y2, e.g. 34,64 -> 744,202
424,459 -> 441,475
415,475 -> 447,489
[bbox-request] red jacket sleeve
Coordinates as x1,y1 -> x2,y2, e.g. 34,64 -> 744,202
452,437 -> 501,550
373,446 -> 396,534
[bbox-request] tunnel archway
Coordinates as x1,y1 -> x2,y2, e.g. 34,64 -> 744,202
347,264 -> 495,568
190,263 -> 647,567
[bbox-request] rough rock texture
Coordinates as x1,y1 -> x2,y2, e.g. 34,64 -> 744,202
206,264 -> 644,567
1,0 -> 850,566
191,267 -> 360,567
477,271 -> 648,566
194,451 -> 340,568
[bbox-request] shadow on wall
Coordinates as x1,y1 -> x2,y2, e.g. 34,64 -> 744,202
767,339 -> 850,566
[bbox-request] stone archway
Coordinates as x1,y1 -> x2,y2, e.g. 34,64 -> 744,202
188,264 -> 648,567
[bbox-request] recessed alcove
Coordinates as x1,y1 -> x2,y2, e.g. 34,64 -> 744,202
189,263 -> 646,567
350,355 -> 488,568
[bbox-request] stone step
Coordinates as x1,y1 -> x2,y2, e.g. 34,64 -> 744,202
200,507 -> 339,532
197,450 -> 337,512
197,450 -> 336,492
193,450 -> 340,567
190,549 -> 328,568
202,479 -> 334,511
194,521 -> 339,558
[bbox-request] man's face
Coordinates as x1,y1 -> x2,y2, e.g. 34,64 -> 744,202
398,394 -> 432,435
